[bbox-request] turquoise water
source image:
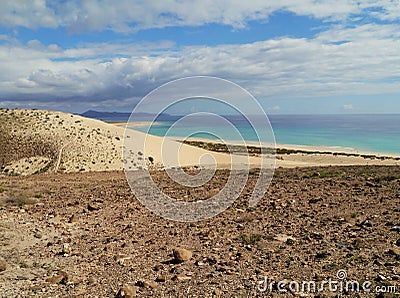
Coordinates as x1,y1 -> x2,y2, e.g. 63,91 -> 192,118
128,114 -> 400,155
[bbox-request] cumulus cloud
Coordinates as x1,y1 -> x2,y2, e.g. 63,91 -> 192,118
1,20 -> 400,110
0,1 -> 399,111
0,1 -> 399,32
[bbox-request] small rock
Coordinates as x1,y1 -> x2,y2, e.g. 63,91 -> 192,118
207,254 -> 219,264
173,247 -> 193,263
336,242 -> 346,248
273,234 -> 296,242
33,232 -> 42,239
170,267 -> 183,274
0,258 -> 7,272
87,203 -> 100,211
155,275 -> 166,282
58,270 -> 69,280
359,219 -> 373,227
62,243 -> 72,254
153,264 -> 163,271
68,214 -> 78,223
396,239 -> 400,247
388,247 -> 400,258
136,280 -> 157,289
213,289 -> 223,297
377,274 -> 387,281
116,284 -> 137,298
391,226 -> 400,232
45,275 -> 65,284
366,181 -> 377,187
315,252 -> 330,259
172,275 -> 192,282
195,260 -> 205,266
48,216 -> 61,224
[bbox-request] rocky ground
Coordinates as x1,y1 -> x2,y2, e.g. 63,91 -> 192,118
0,166 -> 399,297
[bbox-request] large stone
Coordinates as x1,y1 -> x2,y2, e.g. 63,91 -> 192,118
173,247 -> 193,263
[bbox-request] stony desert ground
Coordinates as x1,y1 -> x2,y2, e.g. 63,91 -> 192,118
0,167 -> 399,297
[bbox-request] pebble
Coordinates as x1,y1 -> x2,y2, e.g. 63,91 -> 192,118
273,234 -> 296,242
62,243 -> 72,254
172,275 -> 192,282
388,247 -> 400,258
87,203 -> 101,211
45,275 -> 65,284
170,267 -> 183,274
116,284 -> 137,298
137,280 -> 157,289
213,289 -> 223,297
33,232 -> 42,239
360,219 -> 373,227
391,226 -> 400,232
195,260 -> 205,266
173,247 -> 193,263
155,275 -> 166,282
377,274 -> 387,281
68,214 -> 78,223
0,258 -> 7,272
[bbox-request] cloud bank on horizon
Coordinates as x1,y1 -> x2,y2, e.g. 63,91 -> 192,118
0,0 -> 399,113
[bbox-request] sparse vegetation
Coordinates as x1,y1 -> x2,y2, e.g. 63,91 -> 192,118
0,193 -> 36,207
182,139 -> 399,161
238,233 -> 264,245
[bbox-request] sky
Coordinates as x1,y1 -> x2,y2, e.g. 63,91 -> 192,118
0,1 -> 399,114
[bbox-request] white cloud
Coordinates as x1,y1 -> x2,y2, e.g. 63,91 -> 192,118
1,21 -> 400,110
0,1 -> 399,32
0,1 -> 398,112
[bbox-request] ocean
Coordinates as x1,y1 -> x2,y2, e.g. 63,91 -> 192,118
106,114 -> 400,155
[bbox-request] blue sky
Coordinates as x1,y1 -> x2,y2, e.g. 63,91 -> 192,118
0,1 -> 399,114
